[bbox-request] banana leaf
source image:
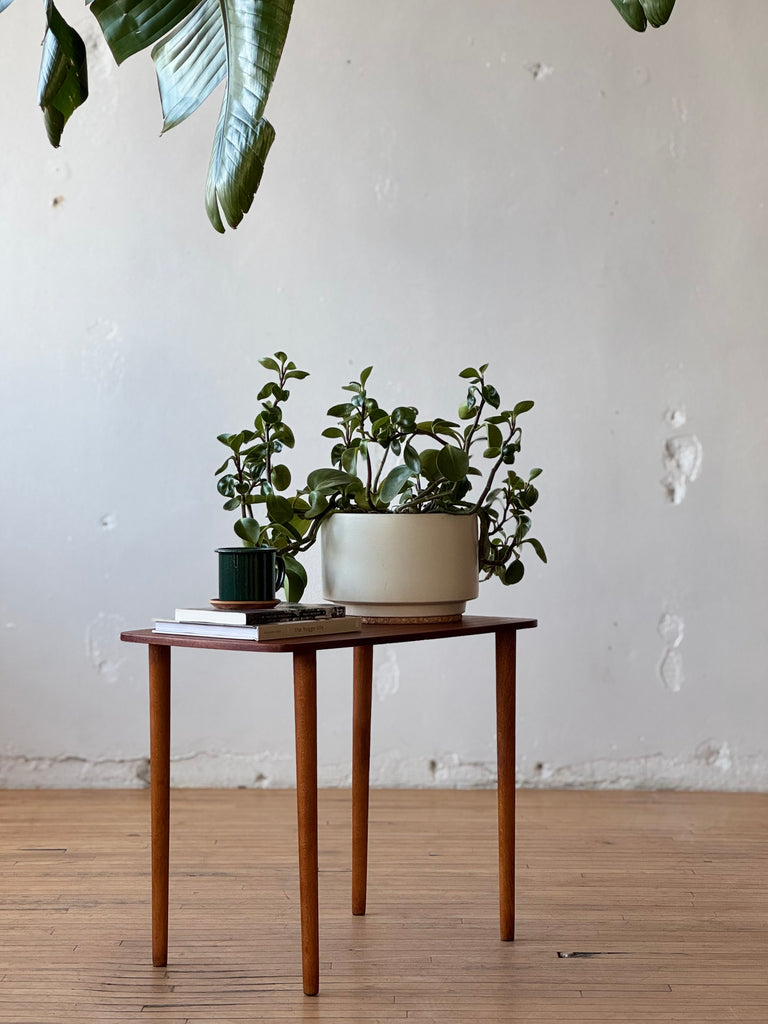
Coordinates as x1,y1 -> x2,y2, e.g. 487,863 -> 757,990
37,1 -> 89,148
610,0 -> 676,32
89,0 -> 202,64
92,0 -> 294,232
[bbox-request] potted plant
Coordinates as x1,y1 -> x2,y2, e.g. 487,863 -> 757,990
215,353 -> 546,618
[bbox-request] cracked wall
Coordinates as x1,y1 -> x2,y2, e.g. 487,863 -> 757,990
1,1 -> 767,791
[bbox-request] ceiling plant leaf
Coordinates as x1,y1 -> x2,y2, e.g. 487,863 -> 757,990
89,0 -> 202,65
610,0 -> 675,32
202,0 -> 294,232
609,0 -> 648,32
151,0 -> 226,131
640,0 -> 676,28
37,1 -> 89,148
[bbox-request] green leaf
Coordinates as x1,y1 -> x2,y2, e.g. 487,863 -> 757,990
486,423 -> 503,449
222,497 -> 240,511
234,517 -> 262,545
258,355 -> 280,371
458,402 -> 474,421
459,367 -> 480,380
340,447 -> 358,474
436,445 -> 470,482
379,465 -> 413,505
528,467 -> 543,481
214,456 -> 232,474
512,400 -> 534,417
609,0 -> 647,31
306,468 -> 358,494
503,560 -> 525,586
418,448 -> 440,480
37,1 -> 89,148
90,0 -> 200,65
327,403 -> 355,419
284,369 -> 309,380
217,474 -> 237,497
524,537 -> 547,564
641,0 -> 675,27
359,366 -> 373,387
150,0 -> 294,231
270,463 -> 291,491
272,422 -> 294,449
266,493 -> 293,525
403,444 -> 421,474
282,554 -> 307,602
482,384 -> 500,409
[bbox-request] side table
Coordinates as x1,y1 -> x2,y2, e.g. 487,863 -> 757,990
121,615 -> 537,995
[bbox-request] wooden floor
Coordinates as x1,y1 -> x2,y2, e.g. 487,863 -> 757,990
0,789 -> 766,1023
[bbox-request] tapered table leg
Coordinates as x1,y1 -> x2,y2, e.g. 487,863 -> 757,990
495,628 -> 516,941
352,645 -> 373,915
149,644 -> 171,967
293,649 -> 319,996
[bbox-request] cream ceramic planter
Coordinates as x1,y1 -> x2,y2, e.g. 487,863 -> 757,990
320,512 -> 479,621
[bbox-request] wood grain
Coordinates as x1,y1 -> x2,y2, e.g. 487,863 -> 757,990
1,788 -> 767,1022
121,615 -> 537,655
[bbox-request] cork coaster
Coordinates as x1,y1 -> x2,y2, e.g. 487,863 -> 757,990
361,613 -> 463,625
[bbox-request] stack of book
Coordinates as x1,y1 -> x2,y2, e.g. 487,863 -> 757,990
153,603 -> 362,641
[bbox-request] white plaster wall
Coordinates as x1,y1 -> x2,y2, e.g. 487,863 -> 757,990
1,1 -> 766,790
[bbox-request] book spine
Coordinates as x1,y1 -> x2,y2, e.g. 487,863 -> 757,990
255,617 -> 361,640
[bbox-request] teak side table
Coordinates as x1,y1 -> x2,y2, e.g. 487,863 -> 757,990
121,615 -> 537,995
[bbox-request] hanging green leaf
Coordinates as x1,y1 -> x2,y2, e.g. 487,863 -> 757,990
90,0 -> 202,65
641,0 -> 675,27
610,0 -> 675,31
37,1 -> 89,148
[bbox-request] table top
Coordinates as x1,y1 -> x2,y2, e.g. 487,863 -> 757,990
121,615 -> 537,654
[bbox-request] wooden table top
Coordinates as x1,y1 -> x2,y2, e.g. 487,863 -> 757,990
121,615 -> 537,655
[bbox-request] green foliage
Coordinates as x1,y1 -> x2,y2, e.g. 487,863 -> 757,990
609,0 -> 676,32
216,356 -> 547,599
2,0 -> 677,231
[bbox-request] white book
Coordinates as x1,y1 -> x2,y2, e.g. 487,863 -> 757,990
173,603 -> 345,626
153,616 -> 363,641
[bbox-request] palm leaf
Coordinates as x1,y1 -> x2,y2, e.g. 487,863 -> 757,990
37,0 -> 89,148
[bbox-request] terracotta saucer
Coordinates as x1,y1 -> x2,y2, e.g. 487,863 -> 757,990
210,599 -> 281,611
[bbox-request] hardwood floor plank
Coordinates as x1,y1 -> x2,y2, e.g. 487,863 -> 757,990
1,789 -> 767,1022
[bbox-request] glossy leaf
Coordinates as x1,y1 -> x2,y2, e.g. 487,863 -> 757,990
609,0 -> 647,31
90,0 -> 201,65
525,537 -> 548,564
379,465 -> 413,505
151,0 -> 294,231
270,463 -> 291,491
37,1 -> 89,148
282,553 -> 307,602
436,445 -> 470,482
641,0 -> 676,27
513,400 -> 534,417
234,517 -> 262,545
306,468 -> 357,494
503,560 -> 525,586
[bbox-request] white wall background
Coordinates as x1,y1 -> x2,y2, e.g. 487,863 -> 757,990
1,1 -> 766,790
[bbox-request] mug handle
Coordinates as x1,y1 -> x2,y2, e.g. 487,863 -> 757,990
274,554 -> 286,593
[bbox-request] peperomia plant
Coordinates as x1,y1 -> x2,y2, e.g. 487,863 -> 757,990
216,354 -> 546,600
